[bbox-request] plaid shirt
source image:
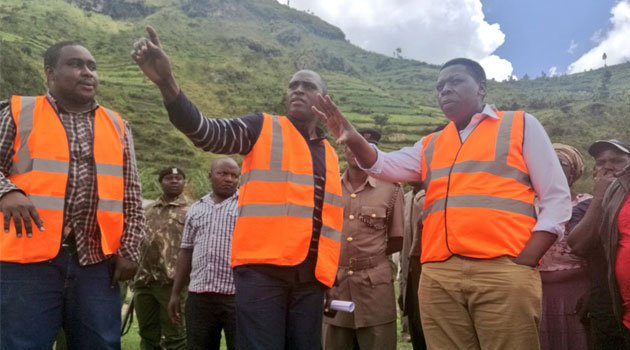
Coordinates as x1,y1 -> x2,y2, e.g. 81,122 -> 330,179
181,191 -> 238,294
0,94 -> 145,265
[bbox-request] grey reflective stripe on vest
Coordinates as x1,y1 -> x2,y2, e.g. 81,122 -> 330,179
321,224 -> 341,242
11,158 -> 69,175
269,115 -> 283,169
422,112 -> 530,188
494,111 -> 514,163
95,163 -> 123,177
29,195 -> 65,210
97,198 -> 123,213
429,159 -> 531,187
239,203 -> 313,218
422,130 -> 441,189
323,191 -> 343,207
101,107 -> 123,142
240,168 -> 314,186
422,194 -> 536,220
11,96 -> 36,175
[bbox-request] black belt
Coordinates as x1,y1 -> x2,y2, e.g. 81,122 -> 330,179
339,255 -> 388,271
61,233 -> 77,255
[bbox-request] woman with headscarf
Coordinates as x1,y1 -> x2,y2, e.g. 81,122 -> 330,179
538,143 -> 592,350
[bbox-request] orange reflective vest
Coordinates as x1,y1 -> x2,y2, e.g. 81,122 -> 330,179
0,95 -> 125,263
231,113 -> 343,287
420,111 -> 537,263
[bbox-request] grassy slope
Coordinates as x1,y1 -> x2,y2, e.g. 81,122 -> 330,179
1,0 -> 629,196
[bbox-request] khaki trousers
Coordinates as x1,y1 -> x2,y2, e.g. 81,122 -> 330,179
419,256 -> 542,350
323,321 -> 397,350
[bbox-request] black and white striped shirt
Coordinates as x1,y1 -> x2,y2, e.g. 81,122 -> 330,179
181,191 -> 239,294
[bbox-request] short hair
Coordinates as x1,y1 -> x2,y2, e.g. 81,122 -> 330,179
440,58 -> 486,83
43,40 -> 83,68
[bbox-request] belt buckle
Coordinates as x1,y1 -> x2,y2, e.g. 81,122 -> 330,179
61,241 -> 77,255
348,257 -> 357,269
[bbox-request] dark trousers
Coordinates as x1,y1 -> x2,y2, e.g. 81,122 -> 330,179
405,258 -> 427,350
135,283 -> 187,350
0,249 -> 121,350
233,268 -> 325,350
185,292 -> 238,350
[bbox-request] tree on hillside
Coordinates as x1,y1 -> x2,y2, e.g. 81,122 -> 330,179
372,114 -> 390,133
603,52 -> 608,67
522,74 -> 530,81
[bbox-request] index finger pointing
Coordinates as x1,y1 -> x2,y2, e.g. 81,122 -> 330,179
145,25 -> 161,48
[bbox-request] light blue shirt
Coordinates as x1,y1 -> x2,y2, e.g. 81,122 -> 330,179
361,104 -> 571,237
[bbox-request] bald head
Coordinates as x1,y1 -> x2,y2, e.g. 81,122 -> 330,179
211,157 -> 239,174
209,157 -> 240,200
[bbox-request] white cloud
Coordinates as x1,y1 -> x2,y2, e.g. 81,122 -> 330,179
282,0 -> 514,80
568,0 -> 630,74
549,66 -> 558,77
479,55 -> 515,81
567,40 -> 578,55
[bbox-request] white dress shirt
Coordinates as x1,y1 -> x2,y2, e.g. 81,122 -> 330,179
361,104 -> 571,236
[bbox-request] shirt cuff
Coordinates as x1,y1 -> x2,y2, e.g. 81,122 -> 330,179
117,242 -> 141,263
0,183 -> 22,199
532,221 -> 566,238
357,144 -> 384,174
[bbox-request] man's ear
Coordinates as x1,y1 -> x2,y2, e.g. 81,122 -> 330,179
44,65 -> 55,84
478,79 -> 487,99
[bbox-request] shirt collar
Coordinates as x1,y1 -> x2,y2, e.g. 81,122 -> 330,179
341,170 -> 377,190
46,91 -> 99,114
201,190 -> 239,205
460,104 -> 499,131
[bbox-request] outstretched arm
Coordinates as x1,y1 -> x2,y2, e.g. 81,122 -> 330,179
132,26 -> 262,155
313,94 -> 423,183
312,94 -> 377,168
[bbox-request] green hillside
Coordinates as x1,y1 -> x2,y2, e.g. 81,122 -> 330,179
1,0 -> 629,197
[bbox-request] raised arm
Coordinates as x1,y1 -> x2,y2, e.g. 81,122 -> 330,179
312,94 -> 423,183
568,174 -> 613,256
312,94 -> 376,167
132,26 -> 261,155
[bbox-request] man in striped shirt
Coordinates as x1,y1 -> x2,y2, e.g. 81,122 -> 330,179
134,26 -> 341,350
168,158 -> 240,350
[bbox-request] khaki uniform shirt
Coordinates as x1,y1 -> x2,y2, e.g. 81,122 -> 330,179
133,194 -> 192,288
324,172 -> 404,328
399,189 -> 425,310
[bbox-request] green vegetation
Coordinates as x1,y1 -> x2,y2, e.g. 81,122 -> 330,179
1,0 -> 629,197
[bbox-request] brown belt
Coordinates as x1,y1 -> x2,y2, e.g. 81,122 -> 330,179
339,255 -> 388,271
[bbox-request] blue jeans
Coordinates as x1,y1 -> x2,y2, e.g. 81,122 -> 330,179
0,249 -> 121,350
233,267 -> 326,350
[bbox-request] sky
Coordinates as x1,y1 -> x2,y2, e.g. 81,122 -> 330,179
280,0 -> 630,81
